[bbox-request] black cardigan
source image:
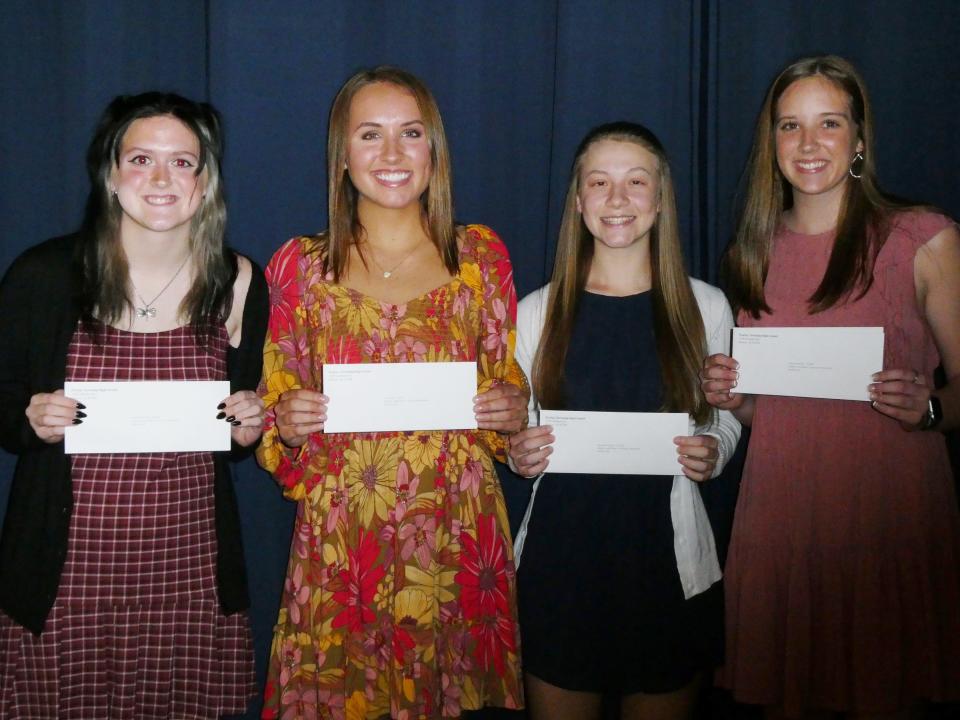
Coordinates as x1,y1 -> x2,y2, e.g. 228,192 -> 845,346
0,233 -> 269,635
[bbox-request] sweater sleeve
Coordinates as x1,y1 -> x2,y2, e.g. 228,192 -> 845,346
0,244 -> 64,455
691,279 -> 741,478
226,255 -> 270,462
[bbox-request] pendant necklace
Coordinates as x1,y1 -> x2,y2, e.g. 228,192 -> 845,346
365,240 -> 422,279
131,255 -> 190,320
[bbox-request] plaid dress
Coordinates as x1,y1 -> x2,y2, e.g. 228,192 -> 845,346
0,323 -> 255,720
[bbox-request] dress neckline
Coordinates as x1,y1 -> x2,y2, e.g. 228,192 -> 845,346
330,275 -> 461,307
583,288 -> 652,299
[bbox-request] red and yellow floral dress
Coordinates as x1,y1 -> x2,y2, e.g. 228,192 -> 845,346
257,225 -> 524,719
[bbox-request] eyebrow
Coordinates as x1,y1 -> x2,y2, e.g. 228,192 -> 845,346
122,146 -> 200,157
584,166 -> 654,176
355,120 -> 426,129
776,111 -> 850,121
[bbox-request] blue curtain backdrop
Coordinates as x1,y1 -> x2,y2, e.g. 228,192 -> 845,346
1,2 -> 958,717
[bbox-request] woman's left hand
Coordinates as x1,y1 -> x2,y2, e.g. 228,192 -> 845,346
674,434 -> 719,482
869,369 -> 930,430
474,383 -> 529,433
218,390 -> 265,447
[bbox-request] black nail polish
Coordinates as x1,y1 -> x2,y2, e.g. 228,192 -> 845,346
72,418 -> 83,425
217,402 -> 226,410
216,412 -> 226,419
75,411 -> 87,419
76,402 -> 86,410
231,420 -> 242,426
226,415 -> 236,423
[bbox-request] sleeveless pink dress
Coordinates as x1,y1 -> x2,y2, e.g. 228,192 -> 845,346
719,211 -> 960,715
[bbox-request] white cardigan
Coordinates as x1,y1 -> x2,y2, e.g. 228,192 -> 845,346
512,278 -> 741,599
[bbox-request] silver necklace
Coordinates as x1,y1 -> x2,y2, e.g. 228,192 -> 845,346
364,241 -> 422,279
131,255 -> 190,319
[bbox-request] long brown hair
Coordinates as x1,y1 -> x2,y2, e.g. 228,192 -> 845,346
79,92 -> 234,340
315,66 -> 458,280
533,122 -> 710,424
724,54 -> 908,317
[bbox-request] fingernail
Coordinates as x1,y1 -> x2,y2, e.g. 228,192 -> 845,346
75,411 -> 87,419
232,420 -> 242,426
76,402 -> 86,410
872,372 -> 880,381
216,412 -> 226,420
733,361 -> 740,369
217,402 -> 227,410
226,415 -> 236,423
72,418 -> 83,425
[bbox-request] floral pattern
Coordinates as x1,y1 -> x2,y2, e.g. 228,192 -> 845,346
258,225 -> 524,719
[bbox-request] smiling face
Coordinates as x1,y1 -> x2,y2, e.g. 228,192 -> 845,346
111,115 -> 204,239
775,75 -> 864,205
576,139 -> 661,250
345,81 -> 432,213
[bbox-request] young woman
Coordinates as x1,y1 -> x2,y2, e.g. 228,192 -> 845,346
256,67 -> 527,719
0,93 -> 268,718
701,55 -> 960,718
508,122 -> 740,720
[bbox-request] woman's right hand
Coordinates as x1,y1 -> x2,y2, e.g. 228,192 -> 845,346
508,425 -> 554,478
700,353 -> 756,425
275,388 -> 328,448
700,353 -> 745,410
26,389 -> 83,443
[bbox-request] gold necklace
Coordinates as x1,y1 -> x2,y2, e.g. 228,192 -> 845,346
364,240 -> 423,279
130,255 -> 190,319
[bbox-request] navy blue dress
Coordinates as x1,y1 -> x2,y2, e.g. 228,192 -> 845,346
517,290 -> 722,694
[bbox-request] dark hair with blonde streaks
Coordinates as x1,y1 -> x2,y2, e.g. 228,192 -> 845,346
79,91 -> 234,342
315,66 -> 458,281
533,121 -> 711,425
724,54 -> 911,317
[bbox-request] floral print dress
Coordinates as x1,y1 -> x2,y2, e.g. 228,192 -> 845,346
258,225 -> 524,719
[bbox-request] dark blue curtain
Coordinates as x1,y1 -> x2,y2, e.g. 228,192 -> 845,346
2,2 -> 958,717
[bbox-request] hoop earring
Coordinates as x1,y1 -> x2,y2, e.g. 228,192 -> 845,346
849,152 -> 864,179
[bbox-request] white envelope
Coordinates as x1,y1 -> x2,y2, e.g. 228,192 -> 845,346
540,409 -> 689,476
323,361 -> 477,433
63,380 -> 231,454
732,326 -> 884,401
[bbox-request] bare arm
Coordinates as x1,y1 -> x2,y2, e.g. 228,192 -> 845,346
870,224 -> 960,431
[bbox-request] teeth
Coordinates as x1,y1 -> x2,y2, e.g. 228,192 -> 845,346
601,216 -> 635,225
797,161 -> 826,170
144,195 -> 177,205
374,171 -> 411,182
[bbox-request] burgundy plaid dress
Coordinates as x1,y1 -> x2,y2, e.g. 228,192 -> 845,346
0,323 -> 255,719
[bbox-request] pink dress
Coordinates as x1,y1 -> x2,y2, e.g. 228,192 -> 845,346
719,211 -> 960,715
0,324 -> 255,720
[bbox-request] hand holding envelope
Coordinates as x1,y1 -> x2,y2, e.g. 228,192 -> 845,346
272,361 -> 526,441
730,327 -> 884,401
274,388 -> 329,447
509,419 -> 718,481
63,381 -> 232,454
510,410 -> 701,478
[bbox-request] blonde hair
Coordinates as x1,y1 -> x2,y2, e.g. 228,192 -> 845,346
724,54 -> 907,317
533,122 -> 710,424
316,66 -> 458,280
